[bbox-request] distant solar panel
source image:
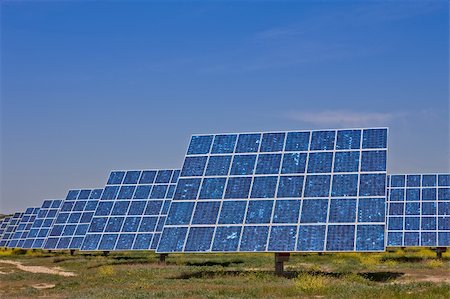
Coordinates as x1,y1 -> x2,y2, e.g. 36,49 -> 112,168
23,199 -> 64,249
7,207 -> 40,248
0,212 -> 24,247
0,218 -> 9,240
43,189 -> 103,250
80,169 -> 180,251
157,128 -> 388,253
0,217 -> 12,245
387,174 -> 450,247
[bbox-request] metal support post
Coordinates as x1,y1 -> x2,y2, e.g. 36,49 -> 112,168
159,253 -> 168,264
274,252 -> 290,275
435,247 -> 446,259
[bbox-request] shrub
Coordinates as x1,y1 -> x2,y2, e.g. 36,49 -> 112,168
295,273 -> 330,294
97,265 -> 115,277
426,259 -> 444,268
358,254 -> 380,269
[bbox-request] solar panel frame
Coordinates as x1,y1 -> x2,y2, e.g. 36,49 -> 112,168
157,128 -> 388,253
6,207 -> 40,248
23,199 -> 64,249
80,169 -> 180,251
386,173 -> 450,247
0,212 -> 24,247
43,188 -> 103,250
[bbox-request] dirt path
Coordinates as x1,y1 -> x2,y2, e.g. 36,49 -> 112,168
0,260 -> 76,277
400,272 -> 450,284
397,267 -> 450,284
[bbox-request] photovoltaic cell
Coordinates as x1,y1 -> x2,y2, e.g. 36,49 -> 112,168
0,212 -> 24,247
80,169 -> 180,251
43,189 -> 103,250
387,174 -> 450,247
6,207 -> 39,248
23,199 -> 64,249
157,128 -> 388,253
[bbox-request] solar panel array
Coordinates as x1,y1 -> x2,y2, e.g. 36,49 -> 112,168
43,189 -> 103,250
81,169 -> 180,251
7,207 -> 40,248
157,128 -> 388,253
0,213 -> 24,247
23,199 -> 63,249
3,127 -> 450,254
387,174 -> 450,247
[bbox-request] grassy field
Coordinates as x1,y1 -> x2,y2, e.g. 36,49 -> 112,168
0,248 -> 449,298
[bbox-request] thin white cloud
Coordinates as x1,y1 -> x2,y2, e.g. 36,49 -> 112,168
255,0 -> 445,41
285,110 -> 399,127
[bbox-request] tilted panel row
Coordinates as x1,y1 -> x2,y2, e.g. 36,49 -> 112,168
44,189 -> 103,250
23,199 -> 63,249
81,169 -> 180,251
0,213 -> 24,247
7,208 -> 40,248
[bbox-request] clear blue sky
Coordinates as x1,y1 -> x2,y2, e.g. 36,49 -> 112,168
1,0 -> 449,213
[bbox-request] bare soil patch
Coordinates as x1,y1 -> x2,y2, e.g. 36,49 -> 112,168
32,283 -> 56,289
0,260 -> 76,277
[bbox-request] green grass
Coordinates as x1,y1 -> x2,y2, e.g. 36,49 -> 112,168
0,248 -> 449,298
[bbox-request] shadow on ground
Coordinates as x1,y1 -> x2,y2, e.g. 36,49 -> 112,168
380,256 -> 450,263
185,260 -> 245,267
172,270 -> 404,282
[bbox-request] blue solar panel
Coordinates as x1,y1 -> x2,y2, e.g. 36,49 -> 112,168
43,189 -> 103,250
6,208 -> 40,248
0,213 -> 24,247
387,174 -> 450,247
23,199 -> 64,249
80,169 -> 180,251
157,128 -> 388,253
0,218 -> 10,241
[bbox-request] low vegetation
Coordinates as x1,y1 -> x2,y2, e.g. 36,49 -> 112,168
0,247 -> 449,298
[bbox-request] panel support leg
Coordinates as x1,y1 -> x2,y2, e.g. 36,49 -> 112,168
435,247 -> 446,259
70,249 -> 75,256
275,253 -> 290,275
159,254 -> 168,264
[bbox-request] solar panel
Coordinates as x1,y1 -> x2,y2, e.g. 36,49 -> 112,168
0,217 -> 9,241
80,169 -> 180,251
23,199 -> 64,249
387,174 -> 450,247
157,128 -> 388,253
6,207 -> 40,248
43,189 -> 103,250
0,212 -> 24,247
